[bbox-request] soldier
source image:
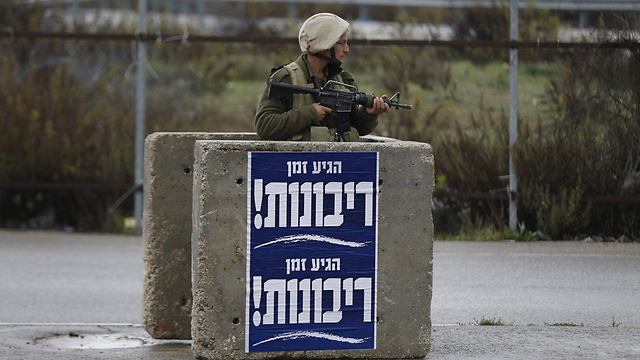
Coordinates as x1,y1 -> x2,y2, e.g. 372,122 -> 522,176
255,13 -> 390,142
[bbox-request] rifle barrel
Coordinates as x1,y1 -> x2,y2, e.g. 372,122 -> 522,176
386,99 -> 412,109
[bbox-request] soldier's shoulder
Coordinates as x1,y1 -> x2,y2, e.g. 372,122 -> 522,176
268,65 -> 292,83
339,70 -> 356,82
339,70 -> 358,89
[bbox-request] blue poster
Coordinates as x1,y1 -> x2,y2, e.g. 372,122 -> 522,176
246,152 -> 379,353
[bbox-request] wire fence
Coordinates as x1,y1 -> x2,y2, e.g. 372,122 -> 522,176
1,30 -> 639,207
2,30 -> 640,49
1,8 -> 639,235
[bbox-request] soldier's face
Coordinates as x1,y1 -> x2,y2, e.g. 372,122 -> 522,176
319,34 -> 349,63
333,34 -> 350,62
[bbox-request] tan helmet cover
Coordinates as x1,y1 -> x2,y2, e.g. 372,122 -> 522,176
298,13 -> 350,54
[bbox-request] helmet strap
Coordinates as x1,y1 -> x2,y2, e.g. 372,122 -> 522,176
310,47 -> 342,67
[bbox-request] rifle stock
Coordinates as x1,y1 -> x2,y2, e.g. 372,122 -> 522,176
267,81 -> 320,99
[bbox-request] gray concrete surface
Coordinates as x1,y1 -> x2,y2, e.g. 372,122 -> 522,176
0,230 -> 143,324
433,241 -> 640,327
190,140 -> 433,359
1,230 -> 639,359
142,132 -> 398,340
3,324 -> 639,360
0,324 -> 194,360
143,132 -> 260,339
426,325 -> 640,359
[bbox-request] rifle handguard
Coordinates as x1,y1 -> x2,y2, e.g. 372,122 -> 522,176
355,92 -> 412,110
268,80 -> 412,110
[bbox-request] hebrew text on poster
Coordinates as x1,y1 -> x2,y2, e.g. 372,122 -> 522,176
246,151 -> 379,353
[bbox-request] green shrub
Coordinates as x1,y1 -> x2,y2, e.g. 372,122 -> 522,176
530,180 -> 592,239
515,43 -> 639,238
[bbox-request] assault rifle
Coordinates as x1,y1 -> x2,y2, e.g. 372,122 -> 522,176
268,80 -> 412,133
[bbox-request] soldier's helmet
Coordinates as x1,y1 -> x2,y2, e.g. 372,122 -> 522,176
298,13 -> 350,54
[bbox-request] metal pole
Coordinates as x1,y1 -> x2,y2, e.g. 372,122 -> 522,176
509,0 -> 518,230
134,0 -> 147,232
197,0 -> 205,24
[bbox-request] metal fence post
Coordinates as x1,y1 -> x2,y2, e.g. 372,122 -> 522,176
134,0 -> 147,232
509,0 -> 518,230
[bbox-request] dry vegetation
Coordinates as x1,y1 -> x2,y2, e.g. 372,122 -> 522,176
1,2 -> 638,238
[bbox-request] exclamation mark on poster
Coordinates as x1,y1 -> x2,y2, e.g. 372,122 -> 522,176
254,179 -> 263,229
253,276 -> 262,326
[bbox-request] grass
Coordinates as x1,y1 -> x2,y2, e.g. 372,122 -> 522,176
458,317 -> 514,326
435,222 -> 539,241
544,318 -> 623,328
206,79 -> 265,131
545,322 -> 584,327
446,61 -> 553,123
611,317 -> 620,328
461,319 -> 624,327
475,317 -> 514,326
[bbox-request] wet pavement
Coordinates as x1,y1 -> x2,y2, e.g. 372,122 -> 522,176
1,230 -> 638,359
0,324 -> 193,359
2,323 -> 640,359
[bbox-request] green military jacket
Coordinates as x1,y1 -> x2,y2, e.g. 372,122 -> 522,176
254,54 -> 379,141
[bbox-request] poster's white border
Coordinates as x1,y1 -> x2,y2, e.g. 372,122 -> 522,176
245,152 -> 253,353
374,151 -> 379,349
244,151 -> 379,352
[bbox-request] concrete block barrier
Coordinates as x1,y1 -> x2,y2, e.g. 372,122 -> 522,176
142,132 -> 259,339
142,132 -> 399,340
191,140 -> 434,359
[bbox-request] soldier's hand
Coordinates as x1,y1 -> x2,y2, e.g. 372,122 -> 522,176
365,95 -> 390,115
313,103 -> 332,123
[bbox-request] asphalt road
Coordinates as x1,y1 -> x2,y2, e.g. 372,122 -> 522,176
0,230 -> 143,324
1,229 -> 639,359
432,240 -> 640,327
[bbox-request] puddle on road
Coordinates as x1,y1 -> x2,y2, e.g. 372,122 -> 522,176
36,333 -> 146,349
